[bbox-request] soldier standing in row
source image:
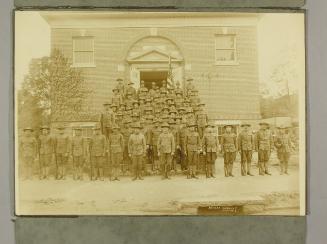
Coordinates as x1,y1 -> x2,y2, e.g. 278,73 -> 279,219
184,123 -> 201,179
100,102 -> 115,139
89,126 -> 107,181
157,122 -> 175,179
108,124 -> 124,180
238,124 -> 254,176
38,126 -> 54,179
70,128 -> 88,180
122,119 -> 133,174
125,81 -> 136,98
53,127 -> 70,180
275,126 -> 293,175
20,128 -> 38,180
255,122 -> 273,176
221,125 -> 237,177
151,119 -> 162,173
128,122 -> 147,181
179,120 -> 188,171
202,122 -> 219,178
196,103 -> 208,139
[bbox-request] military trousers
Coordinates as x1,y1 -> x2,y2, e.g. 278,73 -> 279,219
56,153 -> 67,167
187,150 -> 198,166
241,150 -> 252,176
205,152 -> 217,165
223,152 -> 236,177
21,156 -> 34,179
91,156 -> 104,169
132,155 -> 143,177
160,153 -> 172,177
111,152 -> 123,179
39,154 -> 52,168
278,152 -> 291,174
258,150 -> 271,175
73,155 -> 83,168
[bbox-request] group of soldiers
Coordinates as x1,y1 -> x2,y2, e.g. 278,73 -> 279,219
19,78 -> 294,181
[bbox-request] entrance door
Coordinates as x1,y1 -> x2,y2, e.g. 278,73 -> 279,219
140,71 -> 168,89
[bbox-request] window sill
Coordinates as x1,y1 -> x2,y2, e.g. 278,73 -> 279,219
215,61 -> 239,66
71,64 -> 96,68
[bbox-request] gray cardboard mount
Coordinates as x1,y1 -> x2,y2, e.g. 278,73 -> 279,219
12,1 -> 307,244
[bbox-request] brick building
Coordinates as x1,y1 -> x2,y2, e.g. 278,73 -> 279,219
41,12 -> 261,136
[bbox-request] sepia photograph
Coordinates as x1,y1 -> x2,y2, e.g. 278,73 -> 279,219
15,11 -> 306,216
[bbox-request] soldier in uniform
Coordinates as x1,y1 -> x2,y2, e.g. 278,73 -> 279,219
53,126 -> 70,180
185,78 -> 195,96
238,124 -> 254,176
202,122 -> 219,178
125,81 -> 136,99
20,128 -> 38,180
108,124 -> 124,180
100,102 -> 115,139
168,118 -> 179,172
255,122 -> 273,176
122,119 -> 133,174
128,122 -> 147,180
196,103 -> 208,138
116,78 -> 125,96
157,122 -> 175,179
175,81 -> 183,97
221,125 -> 237,177
138,80 -> 148,100
150,119 -> 162,173
70,127 -> 88,180
38,126 -> 54,179
275,126 -> 293,175
184,123 -> 201,179
179,120 -> 188,171
112,86 -> 123,107
148,81 -> 159,99
89,126 -> 107,181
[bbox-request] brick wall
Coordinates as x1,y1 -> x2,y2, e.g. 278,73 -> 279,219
50,25 -> 260,120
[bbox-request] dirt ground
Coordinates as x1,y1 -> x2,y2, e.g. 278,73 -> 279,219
16,154 -> 300,216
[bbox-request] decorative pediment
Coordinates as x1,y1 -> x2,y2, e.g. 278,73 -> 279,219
127,48 -> 183,63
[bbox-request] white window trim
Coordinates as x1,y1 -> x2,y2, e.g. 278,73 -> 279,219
72,36 -> 96,68
214,34 -> 239,66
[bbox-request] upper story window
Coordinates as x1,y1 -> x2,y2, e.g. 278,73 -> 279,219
215,34 -> 238,65
72,36 -> 95,67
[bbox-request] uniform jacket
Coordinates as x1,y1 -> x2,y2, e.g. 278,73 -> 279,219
71,136 -> 87,157
38,135 -> 54,155
151,127 -> 162,146
108,132 -> 124,154
202,132 -> 219,152
112,94 -> 123,107
255,129 -> 273,151
128,133 -> 147,156
196,111 -> 208,127
185,131 -> 201,152
20,136 -> 38,157
179,126 -> 188,148
125,86 -> 136,98
53,134 -> 70,154
275,133 -> 292,153
101,111 -> 115,129
221,133 -> 237,153
238,131 -> 254,151
157,132 -> 175,154
89,134 -> 107,156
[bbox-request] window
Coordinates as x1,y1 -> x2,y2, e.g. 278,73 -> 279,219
72,36 -> 95,67
215,34 -> 238,65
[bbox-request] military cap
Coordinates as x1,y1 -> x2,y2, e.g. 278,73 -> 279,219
197,102 -> 205,107
191,89 -> 198,93
126,91 -> 133,95
162,106 -> 169,112
206,121 -> 216,128
224,125 -> 233,129
140,80 -> 145,84
132,122 -> 142,128
125,106 -> 133,111
110,103 -> 118,108
186,108 -> 193,114
112,86 -> 119,92
146,115 -> 154,121
128,81 -> 134,85
40,125 -> 50,130
145,97 -> 152,102
178,107 -> 186,111
186,78 -> 194,81
139,97 -> 146,101
144,106 -> 153,111
160,90 -> 168,94
140,118 -> 146,124
176,81 -> 181,86
184,99 -> 191,103
169,109 -> 177,115
166,97 -> 173,101
23,127 -> 34,131
187,123 -> 197,127
168,119 -> 176,124
131,112 -> 139,117
259,122 -> 270,126
116,111 -> 123,116
73,127 -> 82,131
103,101 -> 111,106
132,100 -> 139,105
168,86 -> 174,90
57,126 -> 66,130
161,122 -> 170,128
124,118 -> 133,124
241,123 -> 251,127
176,90 -> 183,95
116,78 -> 123,81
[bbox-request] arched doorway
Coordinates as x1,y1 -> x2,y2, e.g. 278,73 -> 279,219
125,36 -> 184,89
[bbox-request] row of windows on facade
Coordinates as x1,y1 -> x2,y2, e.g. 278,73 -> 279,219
71,35 -> 237,67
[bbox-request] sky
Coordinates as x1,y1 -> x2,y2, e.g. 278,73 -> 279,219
15,12 -> 305,94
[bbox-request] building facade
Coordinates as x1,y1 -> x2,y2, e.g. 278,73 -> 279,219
42,12 -> 261,134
